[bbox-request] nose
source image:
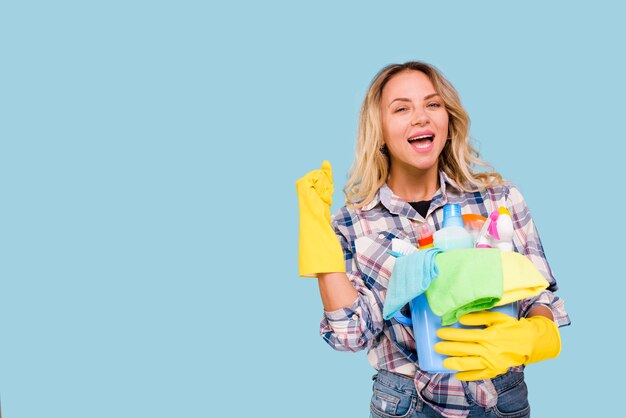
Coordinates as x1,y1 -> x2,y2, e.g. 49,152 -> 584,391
411,109 -> 428,126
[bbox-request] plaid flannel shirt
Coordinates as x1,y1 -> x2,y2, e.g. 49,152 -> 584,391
320,170 -> 570,418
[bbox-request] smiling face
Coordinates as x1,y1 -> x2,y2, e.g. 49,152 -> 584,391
381,70 -> 449,184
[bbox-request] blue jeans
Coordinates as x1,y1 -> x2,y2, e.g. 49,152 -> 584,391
369,369 -> 530,418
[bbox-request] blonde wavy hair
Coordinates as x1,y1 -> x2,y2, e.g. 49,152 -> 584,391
344,61 -> 503,209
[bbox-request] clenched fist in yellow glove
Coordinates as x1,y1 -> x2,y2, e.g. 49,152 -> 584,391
296,160 -> 346,277
434,311 -> 561,381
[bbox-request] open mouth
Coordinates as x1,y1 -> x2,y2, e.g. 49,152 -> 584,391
408,134 -> 434,149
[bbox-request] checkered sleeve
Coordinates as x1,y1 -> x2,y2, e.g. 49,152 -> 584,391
507,185 -> 571,328
319,210 -> 385,352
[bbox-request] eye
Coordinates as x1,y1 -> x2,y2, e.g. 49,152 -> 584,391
394,106 -> 408,113
427,102 -> 442,109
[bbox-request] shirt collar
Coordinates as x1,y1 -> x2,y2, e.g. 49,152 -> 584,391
361,170 -> 468,216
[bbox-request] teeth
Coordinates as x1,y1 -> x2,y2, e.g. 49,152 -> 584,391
413,141 -> 431,149
409,134 -> 433,142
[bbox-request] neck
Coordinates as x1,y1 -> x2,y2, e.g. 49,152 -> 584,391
387,166 -> 440,202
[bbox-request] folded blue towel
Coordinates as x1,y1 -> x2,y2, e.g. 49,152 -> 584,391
383,247 -> 443,320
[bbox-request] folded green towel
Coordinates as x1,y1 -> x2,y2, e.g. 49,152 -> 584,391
425,248 -> 503,325
383,247 -> 443,320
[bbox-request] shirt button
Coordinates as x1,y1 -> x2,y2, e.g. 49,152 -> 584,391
378,233 -> 385,239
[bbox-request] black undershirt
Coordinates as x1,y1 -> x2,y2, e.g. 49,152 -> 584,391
409,200 -> 430,218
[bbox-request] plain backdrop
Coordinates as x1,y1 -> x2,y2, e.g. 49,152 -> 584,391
1,1 -> 624,417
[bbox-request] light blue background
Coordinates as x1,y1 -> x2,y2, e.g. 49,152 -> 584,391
1,1 -> 623,417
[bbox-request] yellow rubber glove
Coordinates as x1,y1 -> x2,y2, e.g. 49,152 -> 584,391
296,160 -> 346,277
434,311 -> 561,381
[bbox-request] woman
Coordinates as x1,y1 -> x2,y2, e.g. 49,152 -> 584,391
296,61 -> 569,418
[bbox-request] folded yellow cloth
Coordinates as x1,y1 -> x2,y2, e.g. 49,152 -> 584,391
495,251 -> 549,306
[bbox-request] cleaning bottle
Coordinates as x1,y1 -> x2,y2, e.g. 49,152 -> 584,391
491,207 -> 514,252
462,213 -> 487,245
417,223 -> 434,249
476,207 -> 514,251
433,204 -> 474,251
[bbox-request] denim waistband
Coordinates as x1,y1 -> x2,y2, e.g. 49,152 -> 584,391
372,369 -> 417,396
373,368 -> 526,405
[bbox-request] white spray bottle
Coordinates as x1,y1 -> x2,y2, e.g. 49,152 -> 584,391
475,206 -> 514,252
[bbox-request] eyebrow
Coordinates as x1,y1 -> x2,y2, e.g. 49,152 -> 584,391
388,93 -> 441,108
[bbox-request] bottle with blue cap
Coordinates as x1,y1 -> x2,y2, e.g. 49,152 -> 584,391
433,204 -> 474,251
